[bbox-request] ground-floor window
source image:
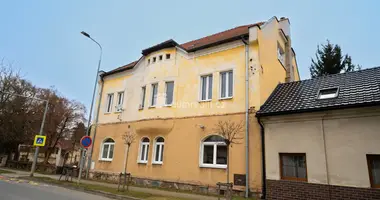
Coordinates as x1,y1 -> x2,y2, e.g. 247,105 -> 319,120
153,137 -> 164,164
367,154 -> 380,188
200,135 -> 227,168
280,153 -> 307,182
100,138 -> 115,161
138,137 -> 150,163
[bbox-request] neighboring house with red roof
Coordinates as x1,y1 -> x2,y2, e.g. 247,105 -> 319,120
18,138 -> 80,167
89,16 -> 300,197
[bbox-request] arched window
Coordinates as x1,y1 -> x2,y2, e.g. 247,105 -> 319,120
100,138 -> 115,161
153,137 -> 165,164
200,135 -> 227,168
138,137 -> 150,163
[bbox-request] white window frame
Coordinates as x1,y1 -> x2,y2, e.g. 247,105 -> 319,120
219,70 -> 234,99
150,83 -> 158,107
140,86 -> 146,109
138,137 -> 150,164
105,93 -> 114,113
318,87 -> 339,99
115,91 -> 124,112
100,138 -> 115,161
164,81 -> 174,106
199,135 -> 227,169
200,74 -> 213,101
152,137 -> 165,165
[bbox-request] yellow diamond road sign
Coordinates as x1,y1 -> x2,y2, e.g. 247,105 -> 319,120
33,135 -> 46,147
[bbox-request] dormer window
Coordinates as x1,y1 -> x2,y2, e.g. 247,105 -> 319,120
166,54 -> 171,59
159,55 -> 163,61
318,87 -> 339,99
153,57 -> 156,63
147,59 -> 150,65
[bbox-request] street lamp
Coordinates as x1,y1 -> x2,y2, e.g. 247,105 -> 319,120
80,31 -> 102,181
0,92 -> 49,177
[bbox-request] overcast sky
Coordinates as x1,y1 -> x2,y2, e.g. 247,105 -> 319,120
1,0 -> 379,110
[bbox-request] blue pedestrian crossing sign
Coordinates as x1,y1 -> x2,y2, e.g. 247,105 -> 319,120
33,135 -> 46,147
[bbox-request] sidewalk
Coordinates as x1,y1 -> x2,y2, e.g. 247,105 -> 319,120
0,168 -> 222,200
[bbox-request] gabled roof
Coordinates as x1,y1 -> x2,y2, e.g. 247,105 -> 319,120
257,67 -> 380,117
102,21 -> 264,77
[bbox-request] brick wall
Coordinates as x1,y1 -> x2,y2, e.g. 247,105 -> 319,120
266,179 -> 380,200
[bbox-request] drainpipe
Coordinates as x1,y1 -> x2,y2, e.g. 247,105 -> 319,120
241,37 -> 250,198
321,114 -> 331,199
86,71 -> 105,178
257,118 -> 266,200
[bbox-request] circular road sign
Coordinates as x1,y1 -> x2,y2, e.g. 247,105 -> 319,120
80,136 -> 92,149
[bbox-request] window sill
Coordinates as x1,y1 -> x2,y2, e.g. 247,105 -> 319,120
148,106 -> 156,109
99,159 -> 113,162
104,112 -> 112,115
137,161 -> 148,164
152,162 -> 163,165
219,97 -> 233,101
199,164 -> 227,169
163,104 -> 172,107
138,107 -> 144,111
114,111 -> 122,113
280,177 -> 307,182
199,99 -> 212,103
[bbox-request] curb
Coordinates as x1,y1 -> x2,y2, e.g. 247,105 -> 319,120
19,177 -> 142,200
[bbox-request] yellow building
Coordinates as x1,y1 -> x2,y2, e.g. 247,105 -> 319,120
89,16 -> 300,197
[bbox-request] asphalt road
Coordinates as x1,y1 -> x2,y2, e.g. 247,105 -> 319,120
0,178 -> 113,200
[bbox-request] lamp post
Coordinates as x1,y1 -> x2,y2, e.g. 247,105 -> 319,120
0,92 -> 49,177
80,31 -> 102,181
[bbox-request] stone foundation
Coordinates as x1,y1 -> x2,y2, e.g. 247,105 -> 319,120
266,179 -> 380,200
88,171 -> 258,197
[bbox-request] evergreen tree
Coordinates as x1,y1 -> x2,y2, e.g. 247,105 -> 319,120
310,40 -> 360,78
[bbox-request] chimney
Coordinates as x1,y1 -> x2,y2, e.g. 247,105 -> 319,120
285,36 -> 294,82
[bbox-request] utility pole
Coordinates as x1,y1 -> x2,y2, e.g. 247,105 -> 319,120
30,99 -> 49,176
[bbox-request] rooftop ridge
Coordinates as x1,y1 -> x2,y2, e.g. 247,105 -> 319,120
180,22 -> 263,49
279,66 -> 380,85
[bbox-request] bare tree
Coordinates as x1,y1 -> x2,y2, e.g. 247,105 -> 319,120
120,128 -> 136,191
0,59 -> 87,165
214,120 -> 244,200
0,60 -> 38,158
38,88 -> 86,164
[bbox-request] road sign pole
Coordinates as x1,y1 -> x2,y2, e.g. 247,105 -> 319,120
30,100 -> 49,177
77,136 -> 92,184
77,148 -> 86,184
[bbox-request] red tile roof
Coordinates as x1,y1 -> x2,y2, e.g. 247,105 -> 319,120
103,22 -> 264,77
181,22 -> 264,52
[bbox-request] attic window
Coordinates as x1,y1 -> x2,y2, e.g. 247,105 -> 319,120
166,54 -> 171,59
277,42 -> 285,66
318,88 -> 339,99
147,59 -> 150,65
153,57 -> 156,63
159,55 -> 163,61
